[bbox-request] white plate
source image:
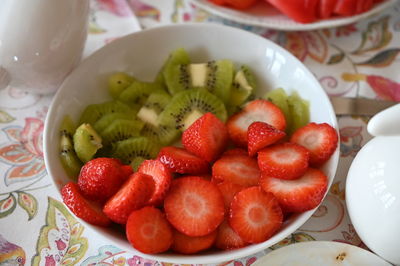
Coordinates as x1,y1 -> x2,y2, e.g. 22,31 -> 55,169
253,241 -> 391,266
188,0 -> 397,31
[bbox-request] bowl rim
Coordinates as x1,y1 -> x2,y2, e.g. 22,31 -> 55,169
44,22 -> 340,264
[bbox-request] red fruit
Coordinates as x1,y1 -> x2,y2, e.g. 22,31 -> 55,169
77,158 -> 129,202
227,99 -> 286,148
229,186 -> 283,243
217,181 -> 245,213
223,0 -> 258,9
171,229 -> 217,254
103,172 -> 155,224
212,154 -> 260,187
157,146 -> 210,175
266,0 -> 319,23
334,0 -> 357,16
317,0 -> 336,18
259,168 -> 328,213
120,164 -> 134,178
257,142 -> 309,180
164,176 -> 225,237
222,148 -> 248,157
215,219 -> 248,250
247,121 -> 286,156
126,206 -> 173,254
61,182 -> 111,227
182,112 -> 229,162
138,160 -> 173,206
290,122 -> 338,166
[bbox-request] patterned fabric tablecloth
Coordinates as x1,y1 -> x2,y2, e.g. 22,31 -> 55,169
1,0 -> 400,265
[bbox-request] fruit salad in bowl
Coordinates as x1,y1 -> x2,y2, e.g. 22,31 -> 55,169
44,23 -> 339,264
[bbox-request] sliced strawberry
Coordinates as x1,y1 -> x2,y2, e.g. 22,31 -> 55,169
61,182 -> 111,227
164,176 -> 225,237
126,206 -> 173,254
247,122 -> 286,156
222,148 -> 248,157
212,154 -> 260,187
290,122 -> 338,166
257,142 -> 309,180
157,146 -> 210,175
229,186 -> 283,243
182,112 -> 229,162
217,181 -> 245,213
138,160 -> 173,206
120,164 -> 134,178
103,172 -> 155,224
215,219 -> 248,250
227,99 -> 286,148
259,168 -> 328,213
171,229 -> 217,254
77,158 -> 131,203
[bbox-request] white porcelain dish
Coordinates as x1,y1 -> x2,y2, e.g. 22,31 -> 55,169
253,241 -> 391,266
44,23 -> 339,264
188,0 -> 397,31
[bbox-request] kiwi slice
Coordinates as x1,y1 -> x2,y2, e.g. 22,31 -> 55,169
228,65 -> 256,115
111,137 -> 160,165
73,123 -> 102,163
93,109 -> 139,133
163,48 -> 191,95
59,115 -> 82,179
79,100 -> 132,126
159,88 -> 227,131
130,156 -> 146,172
108,72 -> 134,99
287,91 -> 310,135
264,88 -> 291,128
118,80 -> 165,106
100,118 -> 144,145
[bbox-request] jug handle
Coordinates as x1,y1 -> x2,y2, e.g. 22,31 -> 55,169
367,103 -> 400,137
0,67 -> 10,90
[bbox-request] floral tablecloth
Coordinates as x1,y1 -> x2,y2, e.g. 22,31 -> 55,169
1,0 -> 399,265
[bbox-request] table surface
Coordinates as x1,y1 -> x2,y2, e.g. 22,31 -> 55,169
1,0 -> 399,265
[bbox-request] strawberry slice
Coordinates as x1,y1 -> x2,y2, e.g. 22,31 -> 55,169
157,146 -> 210,175
259,168 -> 328,213
222,148 -> 248,157
61,182 -> 111,227
138,160 -> 173,206
217,181 -> 245,213
227,99 -> 286,148
164,176 -> 225,237
126,206 -> 173,254
212,154 -> 260,187
257,142 -> 309,180
229,186 -> 283,243
215,219 -> 248,250
171,229 -> 217,254
290,122 -> 338,166
182,112 -> 229,162
247,121 -> 286,156
103,172 -> 155,224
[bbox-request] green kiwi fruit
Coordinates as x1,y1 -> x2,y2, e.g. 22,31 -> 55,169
108,72 -> 134,99
228,65 -> 256,115
93,109 -> 139,133
59,115 -> 82,179
111,137 -> 160,165
158,88 -> 227,131
79,100 -> 132,126
130,156 -> 146,172
287,91 -> 310,135
73,123 -> 102,163
100,118 -> 144,145
118,80 -> 165,106
162,48 -> 191,95
264,88 -> 291,128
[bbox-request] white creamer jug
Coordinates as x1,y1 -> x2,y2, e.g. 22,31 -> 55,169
0,0 -> 89,94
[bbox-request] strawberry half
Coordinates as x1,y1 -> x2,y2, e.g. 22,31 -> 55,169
77,158 -> 131,203
103,172 -> 155,224
290,122 -> 338,166
217,181 -> 245,213
61,182 -> 111,227
157,146 -> 210,175
126,206 -> 173,254
212,154 -> 260,187
171,229 -> 217,254
138,160 -> 173,206
247,121 -> 286,156
182,112 -> 229,162
164,176 -> 225,237
227,99 -> 286,148
215,219 -> 248,250
259,168 -> 328,213
229,186 -> 283,243
257,142 -> 309,180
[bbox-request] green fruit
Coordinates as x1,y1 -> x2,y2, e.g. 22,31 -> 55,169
59,115 -> 82,179
73,123 -> 102,163
79,100 -> 132,125
287,91 -> 310,135
111,137 -> 160,165
108,72 -> 134,99
118,80 -> 165,106
100,118 -> 144,145
163,48 -> 191,95
228,65 -> 256,115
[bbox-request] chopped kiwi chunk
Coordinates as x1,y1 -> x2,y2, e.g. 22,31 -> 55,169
79,100 -> 132,125
163,48 -> 191,95
287,91 -> 310,135
264,88 -> 291,126
111,137 -> 160,165
73,123 -> 102,163
100,118 -> 144,145
118,80 -> 165,106
59,115 -> 82,179
228,65 -> 256,115
108,72 -> 134,99
159,88 -> 227,131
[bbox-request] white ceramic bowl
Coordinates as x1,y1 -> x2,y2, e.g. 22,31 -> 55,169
44,23 -> 339,264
